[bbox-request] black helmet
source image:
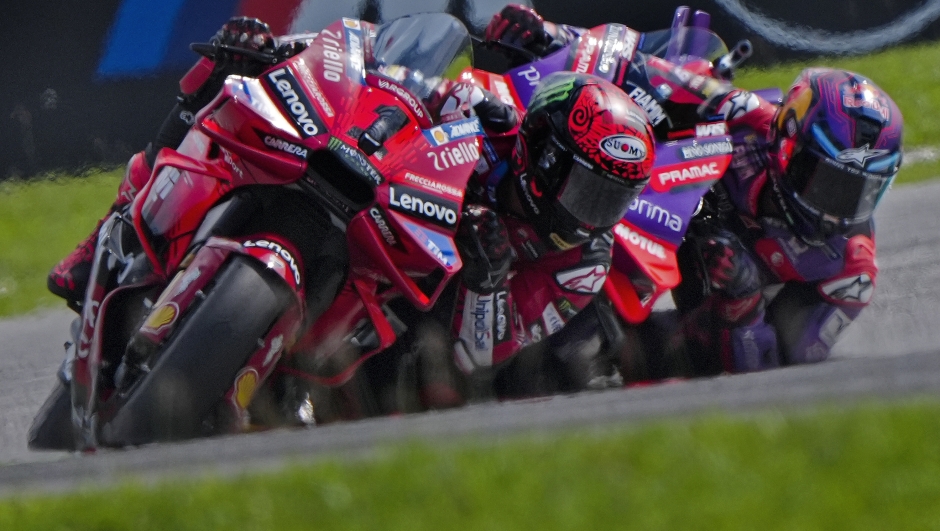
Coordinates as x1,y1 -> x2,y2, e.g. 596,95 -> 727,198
770,68 -> 903,245
512,72 -> 655,250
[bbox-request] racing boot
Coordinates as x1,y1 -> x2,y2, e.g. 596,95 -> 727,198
47,151 -> 153,309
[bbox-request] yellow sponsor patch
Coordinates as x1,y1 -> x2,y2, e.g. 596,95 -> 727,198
234,368 -> 260,411
142,303 -> 178,332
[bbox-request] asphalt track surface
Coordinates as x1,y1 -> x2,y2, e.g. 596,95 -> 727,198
1,180 -> 939,497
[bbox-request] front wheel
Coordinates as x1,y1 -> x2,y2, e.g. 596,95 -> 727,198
27,378 -> 75,451
98,255 -> 297,447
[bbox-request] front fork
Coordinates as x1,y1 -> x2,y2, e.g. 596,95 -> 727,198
70,228 -> 306,448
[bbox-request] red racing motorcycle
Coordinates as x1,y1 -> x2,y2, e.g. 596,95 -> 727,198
28,12 -> 494,450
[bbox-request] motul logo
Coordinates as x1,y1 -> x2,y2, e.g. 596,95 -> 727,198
614,224 -> 666,259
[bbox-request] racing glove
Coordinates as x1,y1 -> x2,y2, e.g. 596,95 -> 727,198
483,4 -> 555,55
698,229 -> 760,297
456,205 -> 515,294
210,16 -> 277,72
697,228 -> 764,324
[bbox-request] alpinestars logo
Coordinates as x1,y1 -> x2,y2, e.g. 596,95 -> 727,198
836,145 -> 889,168
820,273 -> 874,304
555,264 -> 609,294
268,68 -> 325,138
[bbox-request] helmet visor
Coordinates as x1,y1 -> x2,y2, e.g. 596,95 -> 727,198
558,160 -> 645,229
787,149 -> 894,223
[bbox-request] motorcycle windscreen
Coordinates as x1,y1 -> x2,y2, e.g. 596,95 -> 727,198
369,12 -> 473,90
638,27 -> 728,65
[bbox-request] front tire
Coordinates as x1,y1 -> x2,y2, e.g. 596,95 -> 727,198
98,255 -> 296,447
26,379 -> 75,451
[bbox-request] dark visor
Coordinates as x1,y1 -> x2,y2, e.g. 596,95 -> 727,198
558,160 -> 645,228
787,149 -> 894,222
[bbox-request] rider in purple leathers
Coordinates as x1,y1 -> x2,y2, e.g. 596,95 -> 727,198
484,5 -> 904,377
671,67 -> 901,374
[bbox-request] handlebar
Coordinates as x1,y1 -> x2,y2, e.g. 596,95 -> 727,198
470,35 -> 541,67
190,42 -> 281,65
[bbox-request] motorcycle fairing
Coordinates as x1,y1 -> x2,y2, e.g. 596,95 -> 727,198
70,213 -> 163,449
224,297 -> 304,425
564,24 -> 641,84
632,135 -> 732,245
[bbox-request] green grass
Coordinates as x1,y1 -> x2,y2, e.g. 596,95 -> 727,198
3,397 -> 940,530
0,169 -> 121,317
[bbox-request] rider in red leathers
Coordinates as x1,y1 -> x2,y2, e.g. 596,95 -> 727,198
48,15 -> 517,311
408,71 -> 655,407
47,15 -> 657,414
48,17 -> 287,308
483,5 -> 904,378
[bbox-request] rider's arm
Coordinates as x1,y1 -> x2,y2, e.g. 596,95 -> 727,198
483,4 -> 582,56
676,227 -> 780,373
700,85 -> 777,138
452,235 -> 612,373
768,233 -> 877,364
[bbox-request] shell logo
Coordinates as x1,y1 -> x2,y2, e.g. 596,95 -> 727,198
431,127 -> 449,145
233,368 -> 260,411
142,303 -> 178,332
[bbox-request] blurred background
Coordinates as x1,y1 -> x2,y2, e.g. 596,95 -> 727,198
3,0 -> 939,179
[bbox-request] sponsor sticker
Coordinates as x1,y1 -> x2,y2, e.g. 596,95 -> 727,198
680,140 -> 733,160
554,264 -> 609,294
401,220 -> 458,267
262,134 -> 309,159
627,86 -> 667,126
328,137 -> 384,185
600,134 -> 648,162
369,206 -> 401,248
243,239 -> 302,286
233,368 -> 260,410
317,27 -> 346,83
427,139 -> 479,171
142,302 -> 179,333
820,274 -> 874,304
424,117 -> 483,146
652,161 -> 722,191
695,123 -> 729,137
542,303 -> 565,334
267,67 -> 326,138
614,224 -> 667,260
629,198 -> 683,232
389,185 -> 459,227
404,172 -> 464,199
